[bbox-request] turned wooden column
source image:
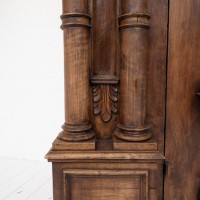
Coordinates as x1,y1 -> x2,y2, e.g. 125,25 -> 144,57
46,1 -> 168,199
114,0 -> 152,141
58,0 -> 95,141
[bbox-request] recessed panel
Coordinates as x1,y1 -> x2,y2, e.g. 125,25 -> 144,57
63,169 -> 148,200
91,0 -> 119,77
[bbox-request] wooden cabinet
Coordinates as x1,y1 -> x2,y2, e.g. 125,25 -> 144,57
45,0 -> 200,199
164,0 -> 200,199
52,159 -> 163,200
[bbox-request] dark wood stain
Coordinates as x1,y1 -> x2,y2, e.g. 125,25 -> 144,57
45,0 -> 200,199
164,0 -> 200,199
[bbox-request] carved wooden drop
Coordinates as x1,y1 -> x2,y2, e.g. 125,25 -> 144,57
92,85 -> 118,122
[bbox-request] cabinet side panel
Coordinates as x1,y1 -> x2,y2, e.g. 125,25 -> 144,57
165,0 -> 200,199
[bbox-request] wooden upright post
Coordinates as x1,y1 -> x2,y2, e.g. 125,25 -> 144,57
58,0 -> 95,141
114,0 -> 152,141
46,0 -> 168,199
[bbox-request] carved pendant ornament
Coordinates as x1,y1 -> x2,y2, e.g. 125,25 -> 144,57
92,85 -> 118,122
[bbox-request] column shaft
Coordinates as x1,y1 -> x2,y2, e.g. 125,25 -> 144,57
114,0 -> 152,141
58,0 -> 94,141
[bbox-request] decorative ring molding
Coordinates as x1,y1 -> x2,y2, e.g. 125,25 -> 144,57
114,129 -> 152,142
62,123 -> 92,132
119,24 -> 150,30
119,13 -> 151,21
60,13 -> 91,30
117,124 -> 150,132
61,23 -> 91,30
61,13 -> 92,20
118,12 -> 151,30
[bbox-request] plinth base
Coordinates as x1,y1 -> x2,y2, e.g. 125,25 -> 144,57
52,138 -> 96,151
58,123 -> 95,142
45,150 -> 164,200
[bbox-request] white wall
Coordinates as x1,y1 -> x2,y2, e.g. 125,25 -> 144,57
0,0 -> 64,161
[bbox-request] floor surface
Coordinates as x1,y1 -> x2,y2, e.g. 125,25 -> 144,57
0,157 -> 53,200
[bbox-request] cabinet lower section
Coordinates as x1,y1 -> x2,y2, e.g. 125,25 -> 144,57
46,151 -> 164,200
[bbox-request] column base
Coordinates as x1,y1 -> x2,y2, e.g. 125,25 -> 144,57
58,123 -> 95,142
114,124 -> 152,142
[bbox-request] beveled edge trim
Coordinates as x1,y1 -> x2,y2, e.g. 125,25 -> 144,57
119,13 -> 151,21
61,13 -> 91,20
61,23 -> 91,30
90,75 -> 119,84
91,80 -> 119,84
63,169 -> 149,176
63,169 -> 148,176
45,150 -> 165,160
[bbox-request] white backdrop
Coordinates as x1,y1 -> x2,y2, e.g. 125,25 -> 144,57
0,0 -> 64,161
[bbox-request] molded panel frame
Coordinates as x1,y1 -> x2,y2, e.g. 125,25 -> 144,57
63,169 -> 149,200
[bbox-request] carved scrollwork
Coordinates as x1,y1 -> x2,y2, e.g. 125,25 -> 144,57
92,85 -> 118,122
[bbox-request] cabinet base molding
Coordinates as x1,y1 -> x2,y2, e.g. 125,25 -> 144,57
46,150 -> 164,200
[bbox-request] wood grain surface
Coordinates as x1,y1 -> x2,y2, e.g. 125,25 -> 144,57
46,0 -> 170,199
165,0 -> 200,199
58,0 -> 95,142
